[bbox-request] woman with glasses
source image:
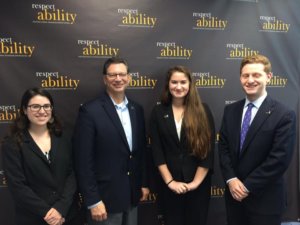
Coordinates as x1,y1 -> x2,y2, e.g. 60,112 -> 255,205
1,88 -> 83,225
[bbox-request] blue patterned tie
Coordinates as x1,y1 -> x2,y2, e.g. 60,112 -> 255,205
240,103 -> 254,151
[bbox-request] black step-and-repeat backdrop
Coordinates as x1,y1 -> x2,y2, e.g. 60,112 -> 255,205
0,0 -> 299,224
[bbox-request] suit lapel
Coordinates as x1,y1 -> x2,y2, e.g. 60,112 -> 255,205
240,96 -> 274,157
101,94 -> 130,151
233,101 -> 245,156
163,105 -> 180,145
49,134 -> 58,164
24,131 -> 50,165
128,101 -> 136,151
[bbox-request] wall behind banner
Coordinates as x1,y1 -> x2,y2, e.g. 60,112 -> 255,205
0,0 -> 299,224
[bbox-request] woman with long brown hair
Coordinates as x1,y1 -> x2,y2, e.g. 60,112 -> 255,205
150,66 -> 215,225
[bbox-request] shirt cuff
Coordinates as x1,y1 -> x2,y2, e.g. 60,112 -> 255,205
88,201 -> 102,209
226,177 -> 250,193
226,177 -> 237,184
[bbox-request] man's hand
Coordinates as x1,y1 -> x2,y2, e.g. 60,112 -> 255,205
90,202 -> 107,222
228,178 -> 249,201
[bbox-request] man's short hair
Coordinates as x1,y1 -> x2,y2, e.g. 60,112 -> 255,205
240,54 -> 272,75
102,57 -> 129,75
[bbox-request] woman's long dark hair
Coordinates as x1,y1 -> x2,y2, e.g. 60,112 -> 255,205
7,88 -> 62,146
161,66 -> 211,159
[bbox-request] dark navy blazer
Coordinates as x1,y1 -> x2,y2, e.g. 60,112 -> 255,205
219,96 -> 296,215
73,92 -> 147,213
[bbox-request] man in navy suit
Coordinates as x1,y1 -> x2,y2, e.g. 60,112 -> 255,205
73,57 -> 149,225
219,54 -> 296,225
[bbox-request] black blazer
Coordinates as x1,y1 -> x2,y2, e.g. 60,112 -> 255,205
2,131 -> 78,225
219,96 -> 296,215
150,103 -> 215,183
73,92 -> 147,213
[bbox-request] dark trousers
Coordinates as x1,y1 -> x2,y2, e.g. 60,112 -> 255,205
162,175 -> 211,225
86,206 -> 137,225
225,191 -> 281,225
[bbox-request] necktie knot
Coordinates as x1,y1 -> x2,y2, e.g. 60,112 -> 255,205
247,103 -> 254,110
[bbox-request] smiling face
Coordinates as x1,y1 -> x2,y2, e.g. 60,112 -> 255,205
169,71 -> 190,101
240,63 -> 272,101
103,63 -> 131,96
24,95 -> 52,128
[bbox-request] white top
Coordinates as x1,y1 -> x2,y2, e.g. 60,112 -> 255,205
174,117 -> 183,140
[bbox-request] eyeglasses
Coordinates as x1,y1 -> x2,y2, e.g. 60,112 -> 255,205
27,104 -> 53,112
106,73 -> 128,79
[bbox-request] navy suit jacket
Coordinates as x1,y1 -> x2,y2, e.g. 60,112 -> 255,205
219,95 -> 296,215
73,92 -> 147,213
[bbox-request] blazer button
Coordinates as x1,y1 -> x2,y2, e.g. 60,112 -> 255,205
127,172 -> 130,176
129,155 -> 133,159
52,191 -> 57,195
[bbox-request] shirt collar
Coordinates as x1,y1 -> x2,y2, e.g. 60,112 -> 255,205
110,96 -> 128,110
244,92 -> 267,109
